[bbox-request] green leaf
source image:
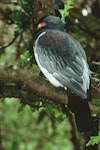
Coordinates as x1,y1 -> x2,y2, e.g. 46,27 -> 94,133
0,98 -> 4,102
59,0 -> 73,24
34,101 -> 43,107
45,104 -> 55,115
30,107 -> 38,112
59,9 -> 69,24
10,11 -> 23,33
20,51 -> 32,66
86,135 -> 100,146
20,0 -> 32,13
55,114 -> 66,122
18,103 -> 26,113
20,55 -> 27,65
9,10 -> 29,33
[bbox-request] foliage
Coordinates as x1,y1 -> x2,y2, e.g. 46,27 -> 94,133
9,0 -> 33,33
20,51 -> 32,67
59,0 -> 73,24
86,135 -> 100,146
0,98 -> 73,150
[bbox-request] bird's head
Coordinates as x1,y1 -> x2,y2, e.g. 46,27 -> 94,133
37,15 -> 64,31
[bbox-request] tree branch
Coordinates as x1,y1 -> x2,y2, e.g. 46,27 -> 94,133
0,33 -> 19,50
0,67 -> 67,105
0,67 -> 99,117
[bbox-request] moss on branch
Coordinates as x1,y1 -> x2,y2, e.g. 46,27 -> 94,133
0,67 -> 67,105
0,66 -> 99,118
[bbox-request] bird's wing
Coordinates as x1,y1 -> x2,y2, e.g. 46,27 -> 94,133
34,30 -> 90,98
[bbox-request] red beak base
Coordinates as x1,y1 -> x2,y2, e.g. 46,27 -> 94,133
38,22 -> 46,29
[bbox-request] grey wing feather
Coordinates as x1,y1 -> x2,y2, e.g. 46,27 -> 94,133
35,30 -> 89,98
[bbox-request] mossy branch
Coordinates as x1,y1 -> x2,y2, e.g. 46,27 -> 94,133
0,67 -> 99,118
0,67 -> 67,105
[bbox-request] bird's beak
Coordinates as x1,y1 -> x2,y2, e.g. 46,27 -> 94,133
38,22 -> 46,29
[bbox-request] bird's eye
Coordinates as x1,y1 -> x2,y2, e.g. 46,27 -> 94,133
48,19 -> 52,22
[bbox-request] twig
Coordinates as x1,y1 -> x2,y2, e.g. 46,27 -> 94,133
0,33 -> 19,50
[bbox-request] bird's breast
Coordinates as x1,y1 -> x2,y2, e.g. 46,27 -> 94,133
38,30 -> 65,49
34,49 -> 64,88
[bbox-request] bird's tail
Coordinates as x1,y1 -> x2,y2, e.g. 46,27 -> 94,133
67,90 -> 95,133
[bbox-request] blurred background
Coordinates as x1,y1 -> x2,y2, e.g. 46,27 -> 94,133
0,0 -> 100,150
